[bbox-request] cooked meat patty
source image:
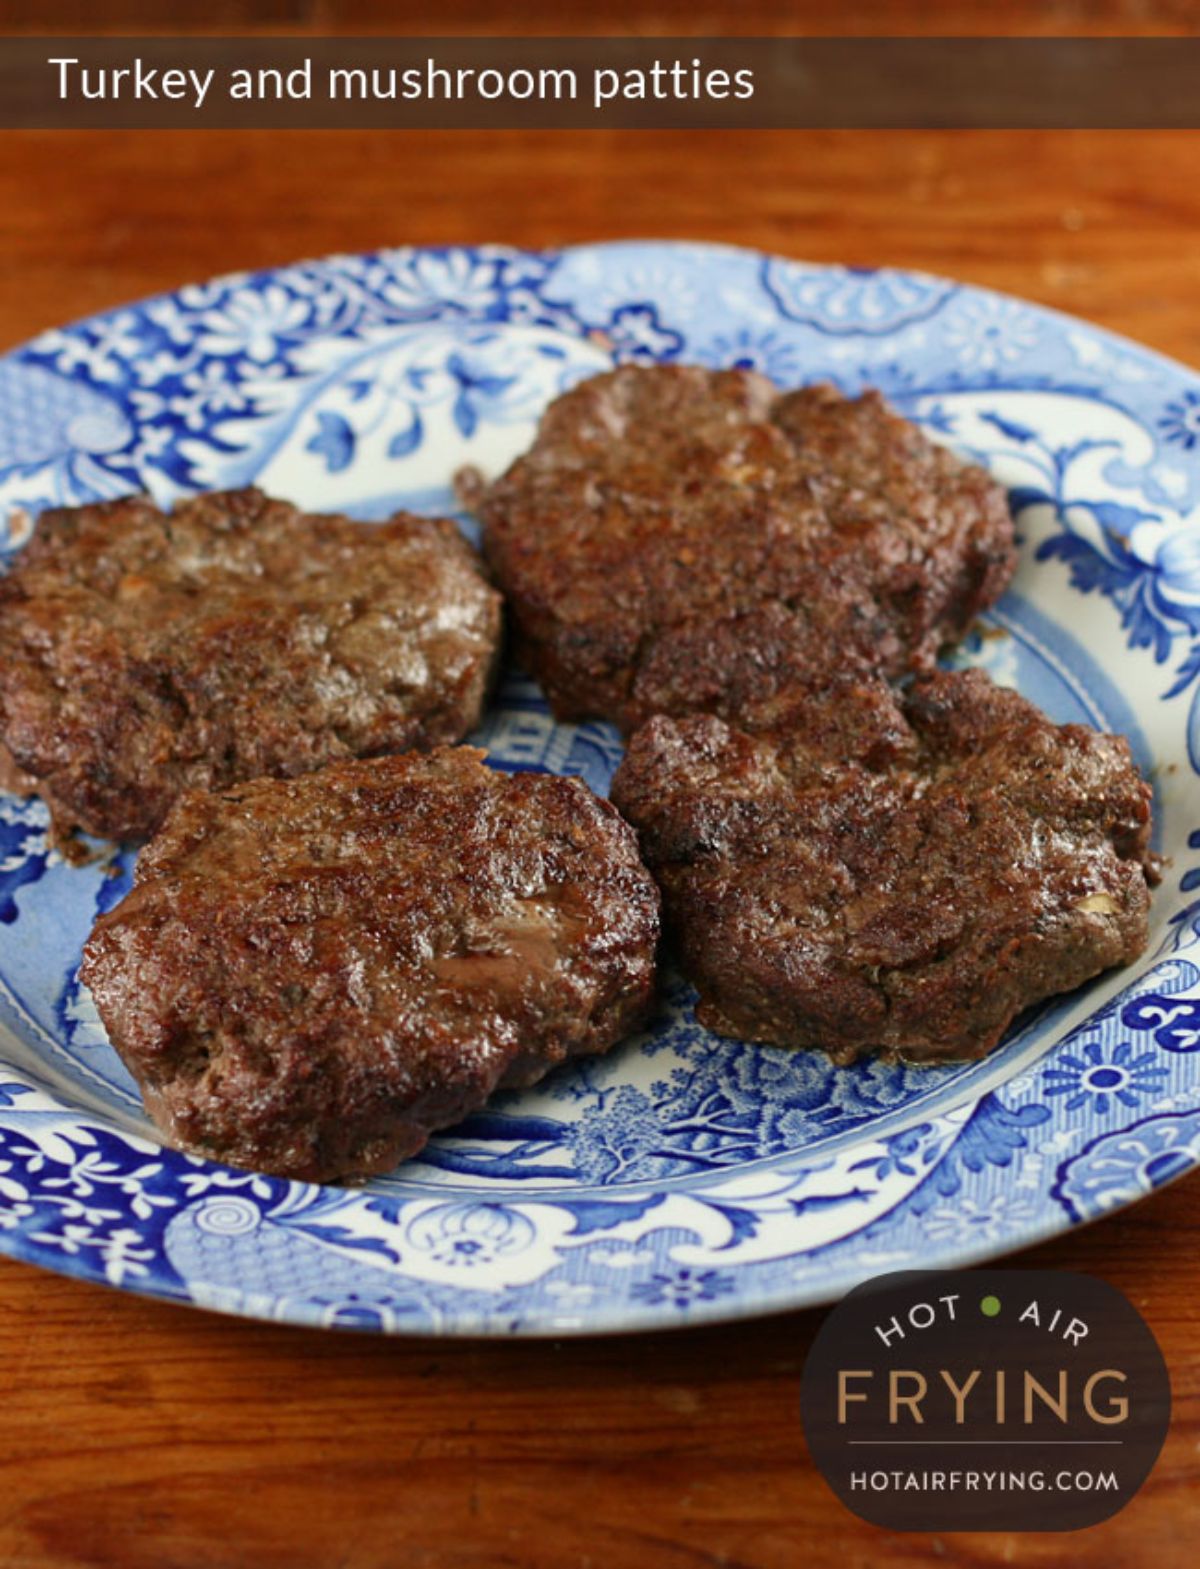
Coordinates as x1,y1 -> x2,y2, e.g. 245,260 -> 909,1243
0,487 -> 502,847
611,668 -> 1156,1064
477,365 -> 1015,731
80,748 -> 660,1182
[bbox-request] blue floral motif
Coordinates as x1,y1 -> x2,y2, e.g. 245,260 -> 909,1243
1120,992 -> 1200,1053
371,247 -> 520,320
1055,1111 -> 1200,1221
445,350 -> 519,437
31,312 -> 146,386
920,1192 -> 1036,1249
191,283 -> 311,363
1159,389 -> 1200,450
761,259 -> 955,336
1039,516 -> 1186,662
942,295 -> 1040,374
0,1114 -> 421,1297
305,410 -> 356,472
850,1124 -> 938,1182
702,327 -> 804,383
9,247 -> 589,492
853,1096 -> 1052,1240
922,1098 -> 1051,1191
631,1266 -> 736,1309
1003,423 -> 1200,769
602,303 -> 683,364
404,1202 -> 535,1268
0,1122 -> 210,1288
1042,1039 -> 1168,1116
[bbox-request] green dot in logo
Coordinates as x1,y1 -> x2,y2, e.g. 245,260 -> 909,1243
980,1294 -> 1002,1318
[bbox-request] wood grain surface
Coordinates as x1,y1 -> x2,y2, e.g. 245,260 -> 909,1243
2,7 -> 1200,1566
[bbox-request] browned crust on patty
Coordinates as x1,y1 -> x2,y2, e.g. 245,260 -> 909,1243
611,667 -> 1155,1064
80,748 -> 661,1182
479,366 -> 1015,731
0,487 -> 503,845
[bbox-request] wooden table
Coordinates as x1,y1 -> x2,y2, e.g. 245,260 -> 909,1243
3,17 -> 1200,1566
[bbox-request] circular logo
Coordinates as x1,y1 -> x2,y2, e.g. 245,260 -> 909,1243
800,1269 -> 1170,1531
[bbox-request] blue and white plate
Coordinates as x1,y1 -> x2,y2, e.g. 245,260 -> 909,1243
1,240 -> 1199,1335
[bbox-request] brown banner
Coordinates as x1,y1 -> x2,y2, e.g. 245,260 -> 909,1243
4,38 -> 1200,129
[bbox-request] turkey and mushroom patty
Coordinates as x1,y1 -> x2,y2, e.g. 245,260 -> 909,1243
80,748 -> 661,1182
0,487 -> 502,846
611,668 -> 1156,1064
477,365 -> 1015,731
